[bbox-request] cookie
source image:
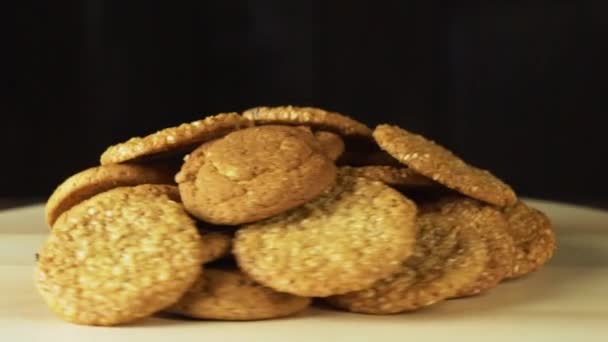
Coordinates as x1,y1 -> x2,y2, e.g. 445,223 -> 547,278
100,113 -> 252,165
243,106 -> 372,138
340,166 -> 434,189
502,202 -> 556,279
176,125 -> 337,225
326,203 -> 488,314
45,164 -> 175,228
373,124 -> 517,207
167,268 -> 310,320
200,232 -> 232,264
429,197 -> 515,297
233,173 -> 417,297
36,185 -> 204,326
314,131 -> 345,161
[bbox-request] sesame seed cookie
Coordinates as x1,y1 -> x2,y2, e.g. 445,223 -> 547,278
326,203 -> 488,314
502,202 -> 556,279
167,268 -> 310,320
176,125 -> 337,225
233,173 -> 417,297
429,197 -> 515,297
36,185 -> 204,326
100,113 -> 252,165
373,124 -> 517,207
340,166 -> 434,189
314,131 -> 345,161
200,232 -> 232,264
45,164 -> 175,228
243,106 -> 372,138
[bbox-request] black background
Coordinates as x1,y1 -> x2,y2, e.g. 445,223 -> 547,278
7,1 -> 608,206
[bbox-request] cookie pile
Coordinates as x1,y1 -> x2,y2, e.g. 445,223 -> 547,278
36,106 -> 556,326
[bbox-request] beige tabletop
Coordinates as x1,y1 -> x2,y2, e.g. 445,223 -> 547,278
1,200 -> 607,342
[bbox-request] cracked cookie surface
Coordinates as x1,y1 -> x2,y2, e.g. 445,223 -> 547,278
176,125 -> 336,225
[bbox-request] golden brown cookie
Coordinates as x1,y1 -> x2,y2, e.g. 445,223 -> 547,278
200,232 -> 232,264
429,197 -> 515,297
45,164 -> 175,228
167,268 -> 310,320
234,173 -> 417,297
176,125 -> 337,225
36,185 -> 204,326
340,166 -> 434,189
314,131 -> 345,161
243,106 -> 372,137
373,124 -> 517,207
100,113 -> 252,165
326,203 -> 488,314
502,202 -> 556,279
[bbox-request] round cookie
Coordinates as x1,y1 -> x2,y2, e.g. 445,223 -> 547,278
45,164 -> 175,228
167,268 -> 310,320
340,166 -> 434,189
200,232 -> 232,264
373,124 -> 517,207
176,125 -> 337,225
233,173 -> 418,297
36,185 -> 204,326
430,197 -> 515,297
100,113 -> 252,165
314,131 -> 345,161
502,202 -> 556,279
326,203 -> 488,314
242,106 -> 372,137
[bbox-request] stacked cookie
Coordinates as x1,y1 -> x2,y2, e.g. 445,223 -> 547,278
36,106 -> 556,326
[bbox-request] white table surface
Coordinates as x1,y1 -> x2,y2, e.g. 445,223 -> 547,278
1,200 -> 607,342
